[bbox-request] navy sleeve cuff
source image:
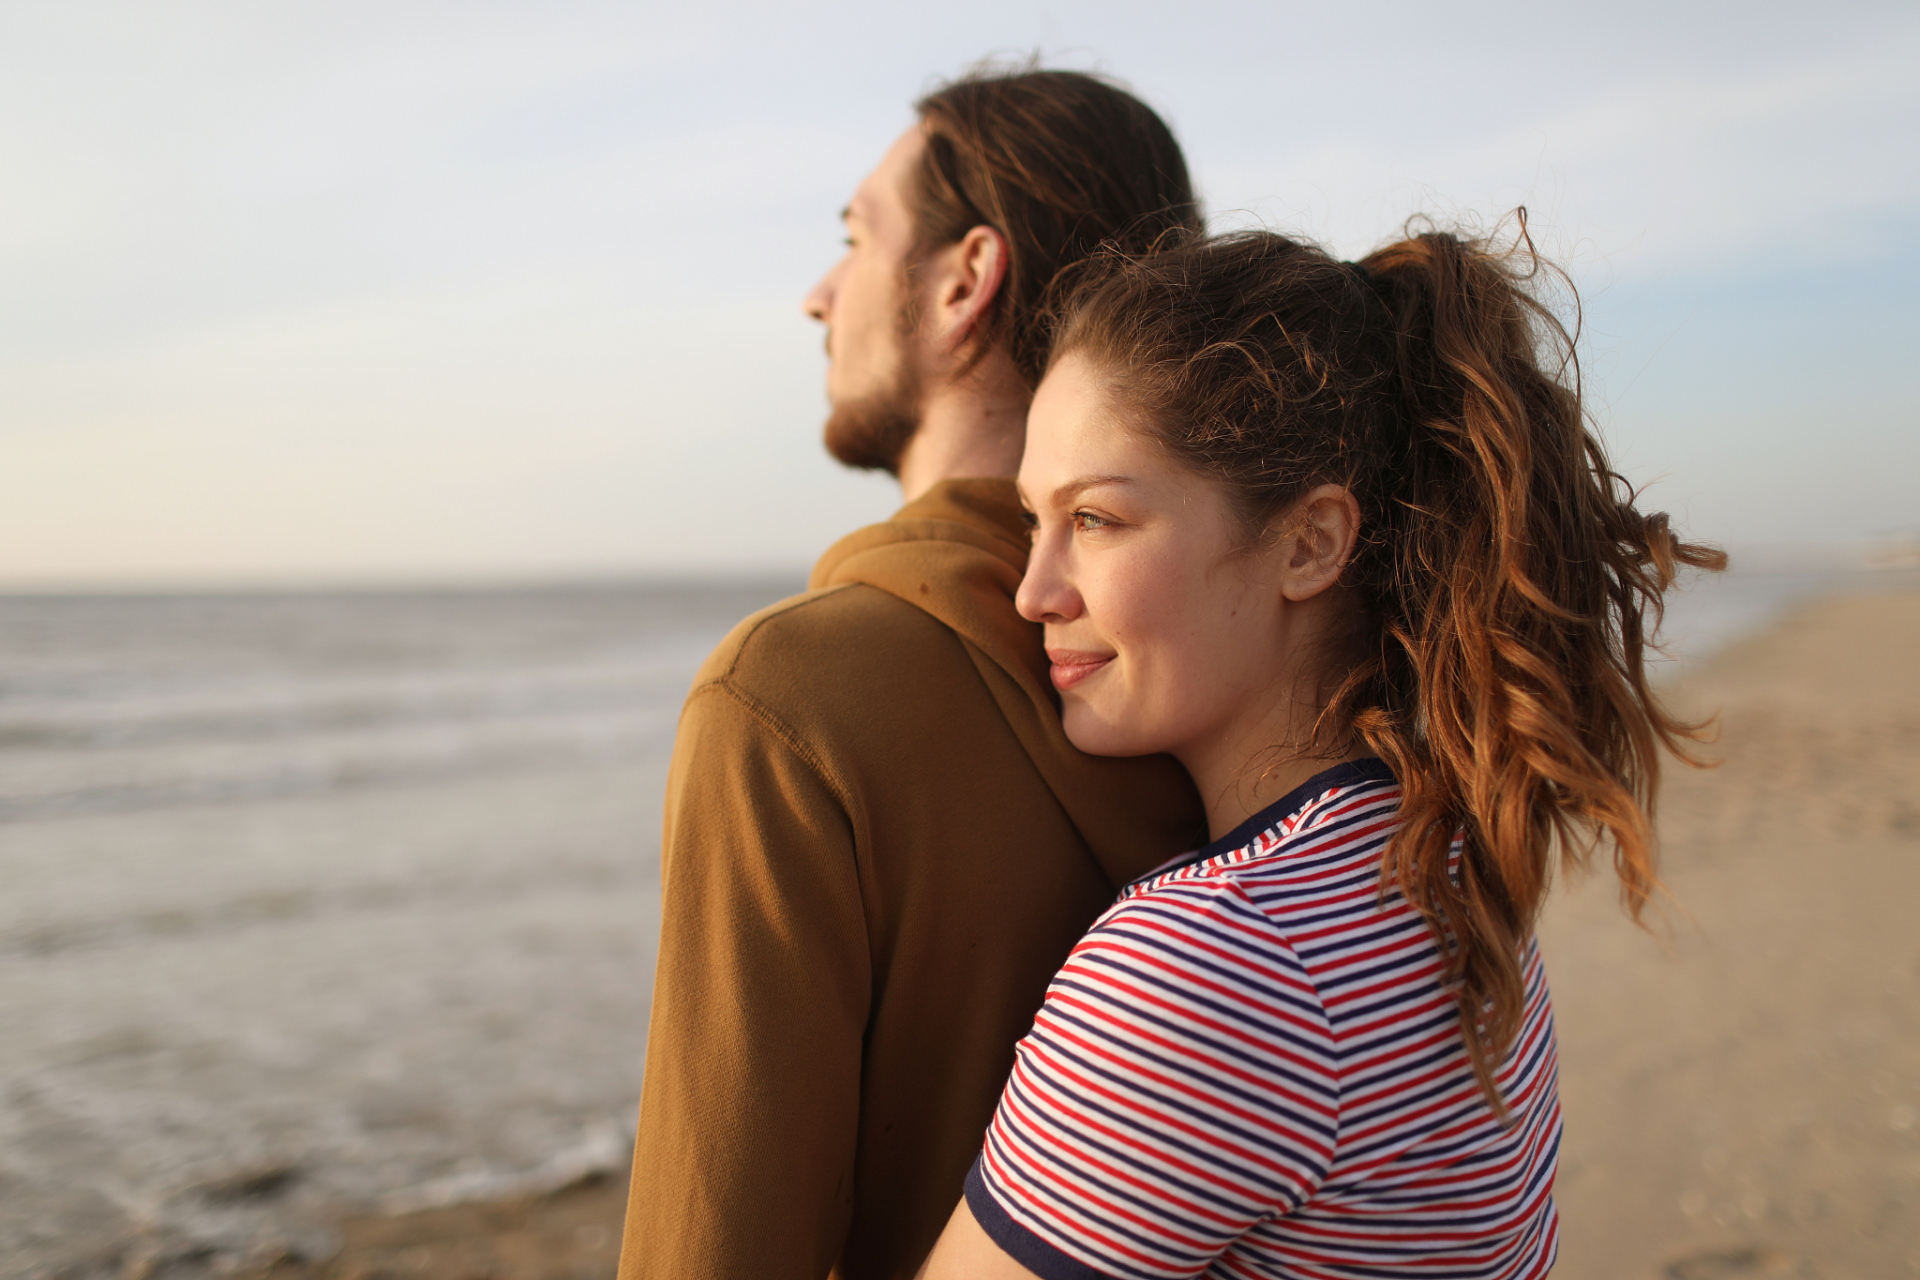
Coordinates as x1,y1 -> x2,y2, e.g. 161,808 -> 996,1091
964,1154 -> 1121,1280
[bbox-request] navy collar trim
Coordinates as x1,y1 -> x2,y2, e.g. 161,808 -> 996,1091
1130,757 -> 1397,888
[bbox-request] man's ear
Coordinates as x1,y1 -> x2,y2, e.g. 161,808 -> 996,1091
1275,484 -> 1360,602
924,224 -> 1009,355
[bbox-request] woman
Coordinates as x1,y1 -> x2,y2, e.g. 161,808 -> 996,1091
920,224 -> 1722,1278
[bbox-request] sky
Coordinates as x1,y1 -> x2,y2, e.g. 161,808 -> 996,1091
1,0 -> 1915,585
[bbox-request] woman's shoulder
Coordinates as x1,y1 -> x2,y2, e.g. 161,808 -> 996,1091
1102,765 -> 1442,997
1126,762 -> 1403,900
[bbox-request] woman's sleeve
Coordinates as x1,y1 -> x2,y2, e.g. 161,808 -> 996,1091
965,879 -> 1338,1280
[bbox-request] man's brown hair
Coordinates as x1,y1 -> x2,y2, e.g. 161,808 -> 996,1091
910,66 -> 1198,388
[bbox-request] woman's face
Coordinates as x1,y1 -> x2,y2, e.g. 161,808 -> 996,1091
1016,354 -> 1300,766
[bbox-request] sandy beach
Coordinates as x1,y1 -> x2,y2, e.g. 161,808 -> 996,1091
6,579 -> 1916,1279
1541,586 -> 1920,1277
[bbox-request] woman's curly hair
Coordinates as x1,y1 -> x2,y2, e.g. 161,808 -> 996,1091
1052,218 -> 1725,1107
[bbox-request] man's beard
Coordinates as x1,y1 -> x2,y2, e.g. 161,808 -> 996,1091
822,286 -> 924,476
822,360 -> 922,476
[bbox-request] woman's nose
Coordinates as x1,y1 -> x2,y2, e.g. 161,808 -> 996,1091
1016,534 -> 1081,624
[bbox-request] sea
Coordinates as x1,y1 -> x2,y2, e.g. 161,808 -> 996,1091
0,566 -> 1878,1274
0,581 -> 801,826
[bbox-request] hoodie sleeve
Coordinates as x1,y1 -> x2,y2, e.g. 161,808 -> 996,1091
619,678 -> 871,1280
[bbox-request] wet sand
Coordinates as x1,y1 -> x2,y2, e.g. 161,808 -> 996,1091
262,589 -> 1920,1280
220,1173 -> 629,1279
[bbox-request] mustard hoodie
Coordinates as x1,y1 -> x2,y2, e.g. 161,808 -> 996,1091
618,479 -> 1205,1280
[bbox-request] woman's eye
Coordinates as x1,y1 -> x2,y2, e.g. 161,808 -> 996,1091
1071,511 -> 1109,532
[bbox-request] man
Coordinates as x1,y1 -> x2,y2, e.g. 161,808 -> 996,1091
618,67 -> 1206,1280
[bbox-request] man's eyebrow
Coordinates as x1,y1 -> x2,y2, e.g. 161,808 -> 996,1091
839,207 -> 852,223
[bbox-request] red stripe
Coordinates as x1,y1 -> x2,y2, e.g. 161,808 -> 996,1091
1015,1020 -> 1334,1178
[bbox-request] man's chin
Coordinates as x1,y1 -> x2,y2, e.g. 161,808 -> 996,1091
823,398 -> 919,476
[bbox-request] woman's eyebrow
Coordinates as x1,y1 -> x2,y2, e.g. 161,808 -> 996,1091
1051,475 -> 1133,505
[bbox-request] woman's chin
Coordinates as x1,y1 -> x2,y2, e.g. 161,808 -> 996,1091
1061,705 -> 1166,760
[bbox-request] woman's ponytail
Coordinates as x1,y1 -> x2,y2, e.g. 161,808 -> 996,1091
1345,218 -> 1725,1105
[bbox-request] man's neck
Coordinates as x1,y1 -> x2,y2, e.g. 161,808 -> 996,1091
896,346 -> 1030,503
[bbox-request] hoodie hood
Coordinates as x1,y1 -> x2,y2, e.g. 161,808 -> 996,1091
810,478 -> 1205,887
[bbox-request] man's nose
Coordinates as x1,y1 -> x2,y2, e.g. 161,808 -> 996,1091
802,265 -> 838,323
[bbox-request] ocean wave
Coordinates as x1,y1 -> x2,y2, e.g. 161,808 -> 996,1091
0,582 -> 793,821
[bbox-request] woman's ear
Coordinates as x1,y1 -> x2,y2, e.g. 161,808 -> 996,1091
1275,484 -> 1360,601
923,224 -> 1009,355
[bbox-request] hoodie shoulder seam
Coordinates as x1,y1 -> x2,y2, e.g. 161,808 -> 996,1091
691,582 -> 863,690
683,676 -> 859,820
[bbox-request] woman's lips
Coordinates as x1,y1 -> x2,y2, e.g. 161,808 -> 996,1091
1046,649 -> 1112,692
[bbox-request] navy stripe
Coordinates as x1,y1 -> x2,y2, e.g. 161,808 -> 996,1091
1128,758 -> 1398,886
967,1156 -> 1126,1280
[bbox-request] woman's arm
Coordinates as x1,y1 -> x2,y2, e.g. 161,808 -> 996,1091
916,1198 -> 1045,1280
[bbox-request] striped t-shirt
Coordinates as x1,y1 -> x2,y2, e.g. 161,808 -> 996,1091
966,758 -> 1561,1279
